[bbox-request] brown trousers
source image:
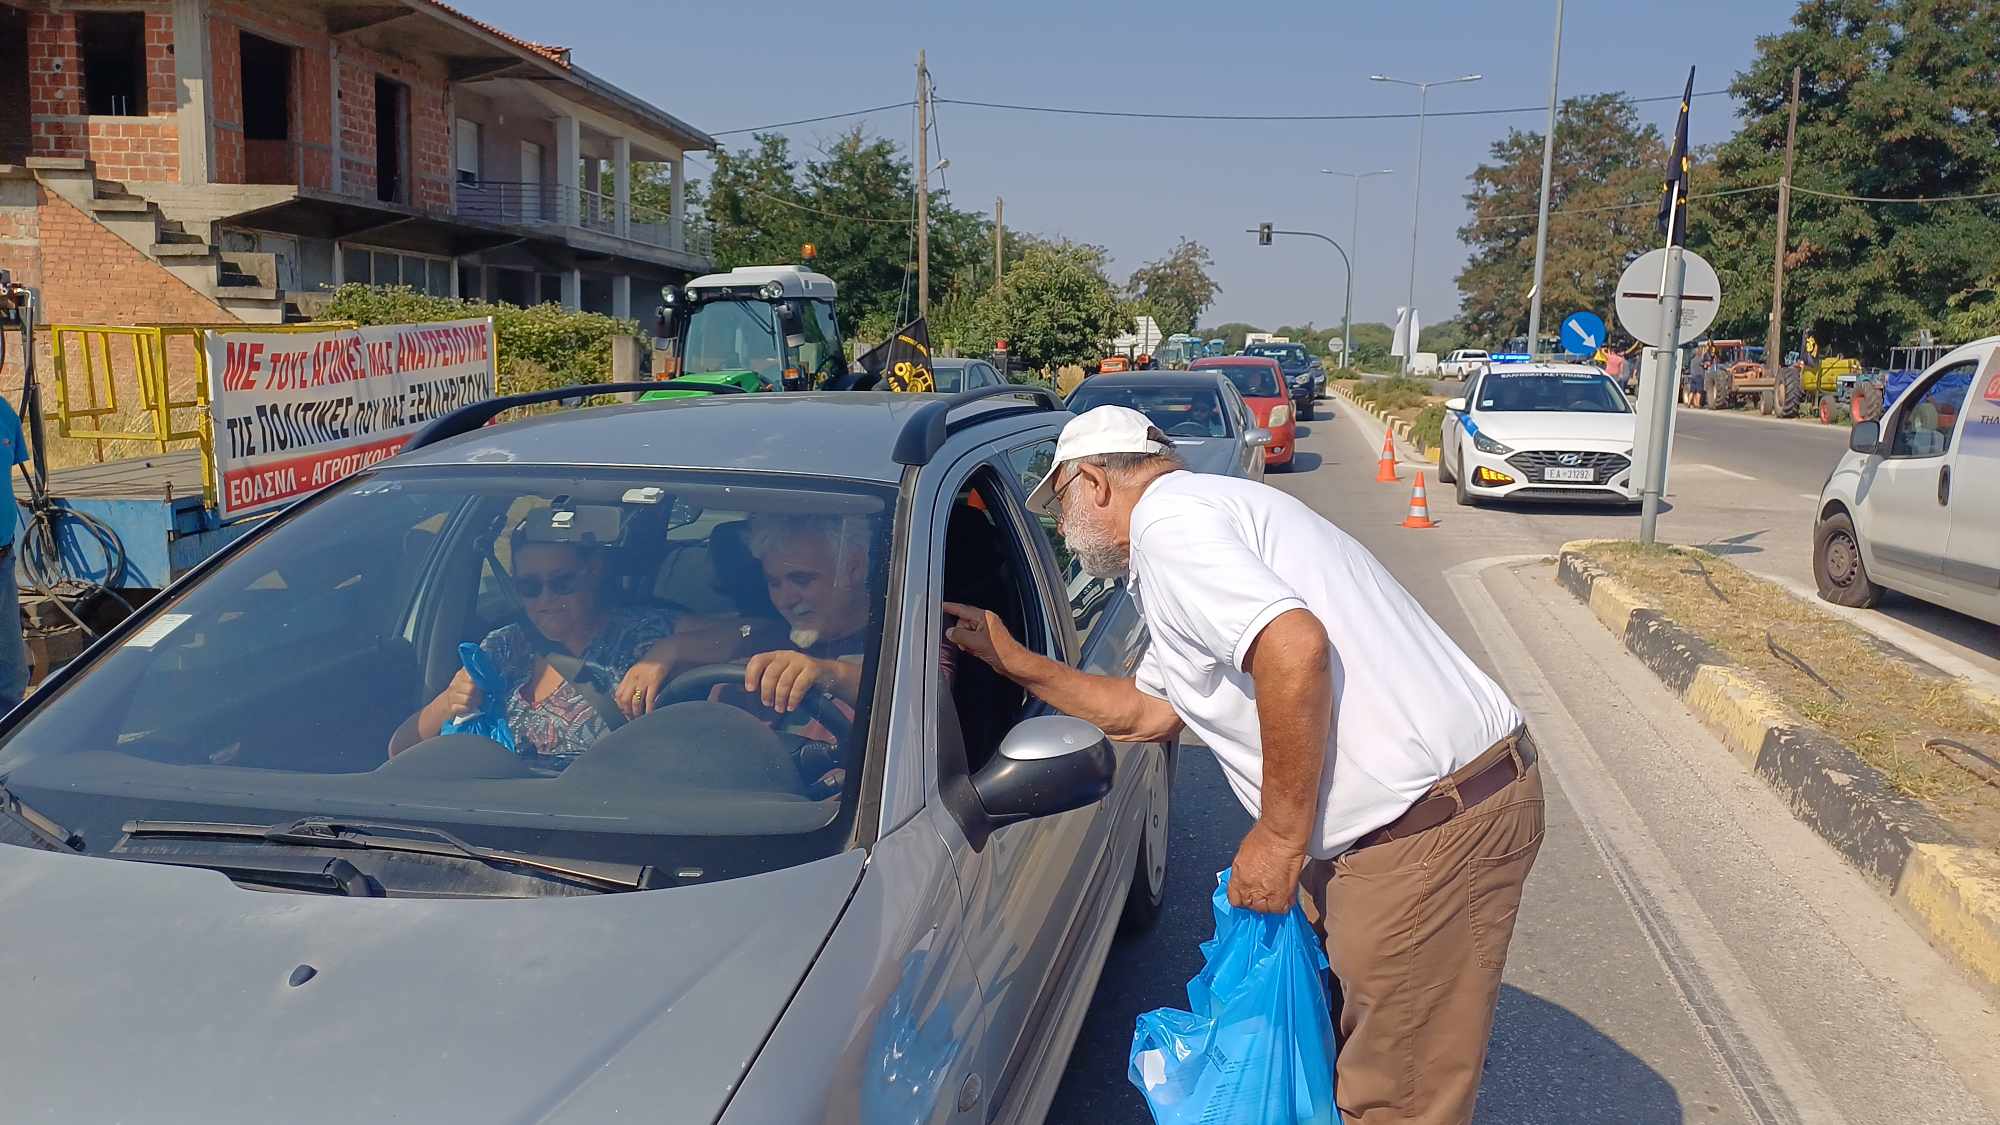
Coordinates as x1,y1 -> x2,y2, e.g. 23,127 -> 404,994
1299,733 -> 1546,1125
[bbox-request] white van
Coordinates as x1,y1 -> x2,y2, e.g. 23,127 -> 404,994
1813,337 -> 2000,625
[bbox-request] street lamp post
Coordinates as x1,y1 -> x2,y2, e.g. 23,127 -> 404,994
1249,226 -> 1352,376
1371,72 -> 1482,373
1320,169 -> 1392,369
1525,0 -> 1566,359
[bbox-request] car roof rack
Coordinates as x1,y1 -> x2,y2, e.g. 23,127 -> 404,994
891,384 -> 1061,466
403,381 -> 741,452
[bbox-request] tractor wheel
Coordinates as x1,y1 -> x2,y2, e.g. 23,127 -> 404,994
1776,365 -> 1805,417
1705,369 -> 1733,409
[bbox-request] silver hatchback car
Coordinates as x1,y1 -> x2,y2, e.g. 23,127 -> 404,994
0,386 -> 1173,1123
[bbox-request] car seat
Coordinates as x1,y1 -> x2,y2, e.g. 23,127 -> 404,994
709,519 -> 783,620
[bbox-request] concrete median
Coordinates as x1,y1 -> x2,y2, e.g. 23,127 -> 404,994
1557,540 -> 2000,998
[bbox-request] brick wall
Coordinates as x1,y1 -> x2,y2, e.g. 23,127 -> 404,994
27,4 -> 180,183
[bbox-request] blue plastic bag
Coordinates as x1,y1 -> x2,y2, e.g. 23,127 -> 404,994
1128,872 -> 1338,1125
439,641 -> 516,752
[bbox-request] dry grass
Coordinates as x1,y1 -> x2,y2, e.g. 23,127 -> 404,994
1583,542 -> 2000,846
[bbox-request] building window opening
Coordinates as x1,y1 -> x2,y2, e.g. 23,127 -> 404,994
80,12 -> 148,117
240,32 -> 294,183
374,76 -> 408,204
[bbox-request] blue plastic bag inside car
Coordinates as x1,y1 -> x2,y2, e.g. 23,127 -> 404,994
1128,872 -> 1338,1125
439,641 -> 516,753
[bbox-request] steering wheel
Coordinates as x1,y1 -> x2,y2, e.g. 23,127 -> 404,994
658,662 -> 853,741
1167,421 -> 1210,437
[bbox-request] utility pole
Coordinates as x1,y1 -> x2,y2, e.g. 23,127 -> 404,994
915,50 -> 930,319
1764,67 -> 1801,383
1525,0 -> 1566,357
1372,73 -> 1482,373
993,195 -> 1004,292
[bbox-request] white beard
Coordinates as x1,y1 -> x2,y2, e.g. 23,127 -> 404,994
1062,509 -> 1129,579
790,627 -> 821,649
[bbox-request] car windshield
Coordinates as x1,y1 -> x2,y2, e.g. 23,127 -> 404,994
1245,345 -> 1308,368
1069,385 -> 1231,438
683,298 -> 782,385
0,466 -> 894,891
1479,371 -> 1632,413
1205,364 -> 1282,398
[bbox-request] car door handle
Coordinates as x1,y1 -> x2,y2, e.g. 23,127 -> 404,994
1939,464 -> 1952,506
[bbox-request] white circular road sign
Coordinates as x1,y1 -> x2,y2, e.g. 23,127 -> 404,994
1615,248 -> 1721,346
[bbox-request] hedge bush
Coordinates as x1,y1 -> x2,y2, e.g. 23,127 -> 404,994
322,285 -> 638,391
1411,402 -> 1447,451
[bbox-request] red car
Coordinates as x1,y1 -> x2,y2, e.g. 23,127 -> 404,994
1191,356 -> 1296,469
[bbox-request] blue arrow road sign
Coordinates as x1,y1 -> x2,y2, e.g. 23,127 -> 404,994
1560,311 -> 1606,356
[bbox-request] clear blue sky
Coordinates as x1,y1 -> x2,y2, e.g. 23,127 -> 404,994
471,0 -> 1798,336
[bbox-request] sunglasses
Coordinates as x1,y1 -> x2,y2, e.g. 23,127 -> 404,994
513,570 -> 584,600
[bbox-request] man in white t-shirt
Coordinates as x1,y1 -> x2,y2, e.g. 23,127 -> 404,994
943,406 -> 1545,1125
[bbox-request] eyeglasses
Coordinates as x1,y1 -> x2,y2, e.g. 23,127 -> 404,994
1051,467 -> 1084,509
514,570 -> 584,600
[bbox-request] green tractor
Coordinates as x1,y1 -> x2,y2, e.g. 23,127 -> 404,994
644,264 -> 847,401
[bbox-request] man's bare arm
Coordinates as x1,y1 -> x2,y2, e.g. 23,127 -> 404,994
1227,608 -> 1334,913
942,602 -> 1182,743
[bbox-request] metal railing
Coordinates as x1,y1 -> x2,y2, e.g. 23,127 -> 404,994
45,322 -> 356,508
455,180 -> 708,257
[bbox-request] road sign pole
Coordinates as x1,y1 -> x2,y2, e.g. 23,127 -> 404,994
1639,244 -> 1688,544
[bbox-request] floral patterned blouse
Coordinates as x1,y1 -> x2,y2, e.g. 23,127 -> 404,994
478,607 -> 677,760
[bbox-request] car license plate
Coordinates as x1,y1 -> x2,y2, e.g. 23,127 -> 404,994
1545,466 -> 1594,482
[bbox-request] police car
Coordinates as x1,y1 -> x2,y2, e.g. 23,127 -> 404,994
1437,362 -> 1638,506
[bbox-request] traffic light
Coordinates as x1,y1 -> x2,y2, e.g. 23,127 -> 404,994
1258,223 -> 1273,246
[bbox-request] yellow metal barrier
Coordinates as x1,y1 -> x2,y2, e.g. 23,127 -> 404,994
44,321 -> 357,507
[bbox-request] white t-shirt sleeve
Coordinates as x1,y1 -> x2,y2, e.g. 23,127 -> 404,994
1133,510 -> 1309,674
1134,643 -> 1169,700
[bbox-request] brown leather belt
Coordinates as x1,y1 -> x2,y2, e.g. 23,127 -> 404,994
1351,728 -> 1535,851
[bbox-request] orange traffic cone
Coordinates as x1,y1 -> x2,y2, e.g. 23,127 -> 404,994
1402,474 -> 1437,529
1374,430 -> 1399,483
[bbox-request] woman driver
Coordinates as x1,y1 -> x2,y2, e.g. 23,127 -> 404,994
412,513 -> 682,762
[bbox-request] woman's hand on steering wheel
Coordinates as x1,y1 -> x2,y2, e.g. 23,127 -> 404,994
744,650 -> 831,715
616,656 -> 674,720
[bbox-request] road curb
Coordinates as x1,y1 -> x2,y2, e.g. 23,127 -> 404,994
1555,539 -> 2000,996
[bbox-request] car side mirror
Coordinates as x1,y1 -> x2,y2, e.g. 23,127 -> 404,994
969,716 -> 1117,830
1245,427 -> 1274,447
1849,420 -> 1882,455
1446,397 -> 1467,412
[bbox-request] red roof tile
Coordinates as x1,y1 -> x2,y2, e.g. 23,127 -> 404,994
415,0 -> 570,67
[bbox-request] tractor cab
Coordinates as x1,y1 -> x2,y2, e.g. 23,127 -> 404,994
648,265 -> 845,399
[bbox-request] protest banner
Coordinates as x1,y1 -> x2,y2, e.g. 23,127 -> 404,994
203,317 -> 497,519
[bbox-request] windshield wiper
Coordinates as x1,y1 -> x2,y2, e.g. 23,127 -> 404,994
0,780 -> 84,853
121,816 -> 664,893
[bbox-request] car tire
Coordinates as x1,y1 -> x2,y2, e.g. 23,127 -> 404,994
1119,746 -> 1172,934
1455,466 -> 1476,507
1299,399 -> 1317,421
1814,510 -> 1882,609
1437,437 -> 1457,484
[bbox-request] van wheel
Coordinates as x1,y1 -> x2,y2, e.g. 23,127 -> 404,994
1814,511 -> 1881,608
1120,749 -> 1172,934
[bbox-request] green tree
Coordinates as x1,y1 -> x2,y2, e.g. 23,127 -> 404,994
1126,238 -> 1221,337
973,241 -> 1129,371
1456,94 -> 1667,344
1348,322 -> 1395,367
1699,0 -> 2000,358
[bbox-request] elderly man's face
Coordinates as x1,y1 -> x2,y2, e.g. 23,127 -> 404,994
761,532 -> 868,647
1056,464 -> 1132,579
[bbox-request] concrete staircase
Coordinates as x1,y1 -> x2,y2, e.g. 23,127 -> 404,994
28,157 -> 293,324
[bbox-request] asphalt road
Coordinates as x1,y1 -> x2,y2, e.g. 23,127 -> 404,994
1401,373 -> 1999,683
1045,399 -> 2000,1125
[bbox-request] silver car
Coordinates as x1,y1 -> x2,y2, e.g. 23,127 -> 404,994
1066,371 -> 1274,482
0,385 -> 1173,1123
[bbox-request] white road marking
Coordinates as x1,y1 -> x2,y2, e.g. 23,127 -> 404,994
1679,463 -> 1757,481
1796,493 -> 1819,502
1447,554 -> 1845,1125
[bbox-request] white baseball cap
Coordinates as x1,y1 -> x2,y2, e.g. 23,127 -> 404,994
1025,405 -> 1173,517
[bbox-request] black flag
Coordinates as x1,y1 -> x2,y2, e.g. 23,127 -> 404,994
1657,66 -> 1695,247
853,318 -> 937,393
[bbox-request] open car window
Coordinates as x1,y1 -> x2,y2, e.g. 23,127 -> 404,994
0,466 -> 896,892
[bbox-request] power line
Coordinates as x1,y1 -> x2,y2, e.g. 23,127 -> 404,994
710,101 -> 916,137
933,87 -> 1733,123
1790,184 -> 2000,204
1468,183 -> 1779,225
